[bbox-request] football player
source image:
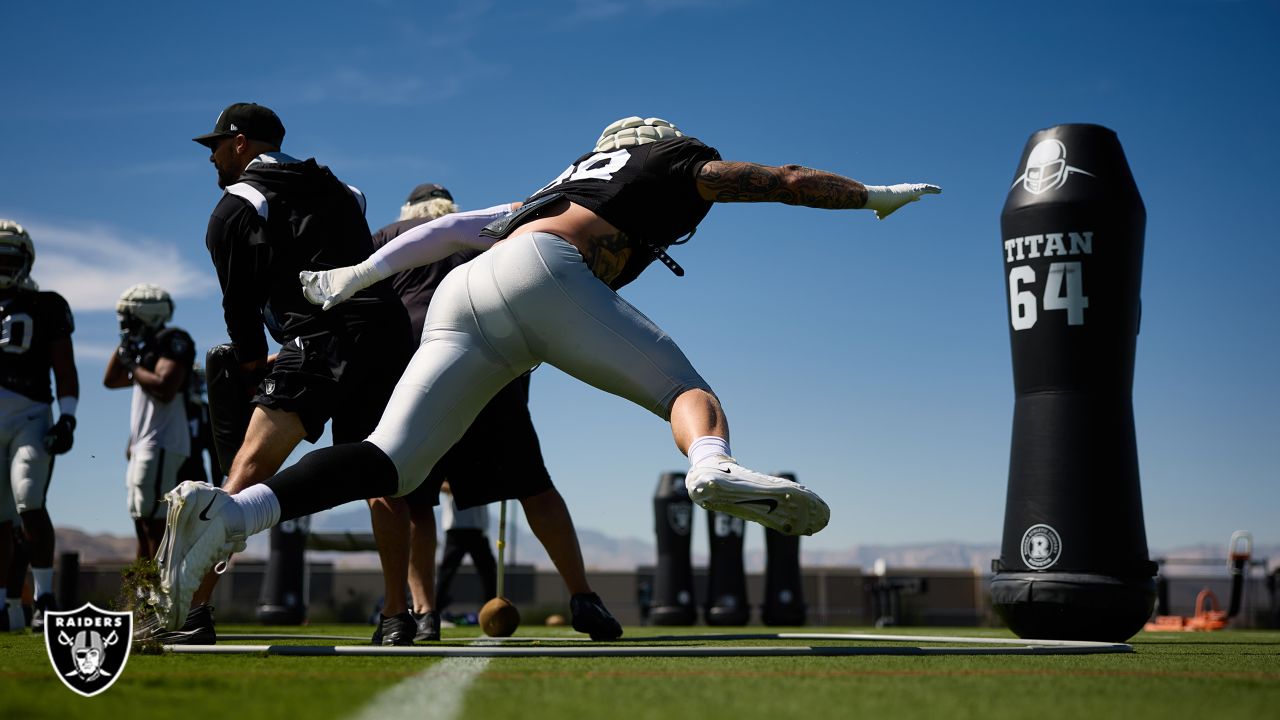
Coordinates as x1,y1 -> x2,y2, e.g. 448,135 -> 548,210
154,116 -> 939,632
365,184 -> 620,644
103,284 -> 195,561
0,220 -> 79,634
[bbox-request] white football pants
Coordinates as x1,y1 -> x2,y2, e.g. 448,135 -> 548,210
368,231 -> 711,495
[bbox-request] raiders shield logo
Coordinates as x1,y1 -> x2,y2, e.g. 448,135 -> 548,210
667,503 -> 692,536
44,603 -> 133,697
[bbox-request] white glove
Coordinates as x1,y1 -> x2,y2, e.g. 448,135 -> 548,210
863,183 -> 942,220
299,258 -> 389,311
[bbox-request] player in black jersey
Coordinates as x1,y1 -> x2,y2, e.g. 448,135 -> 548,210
146,103 -> 413,642
0,220 -> 79,634
104,284 -> 196,561
365,183 -> 620,644
153,117 -> 940,632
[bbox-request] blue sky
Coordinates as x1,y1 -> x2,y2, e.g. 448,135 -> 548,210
1,0 -> 1276,559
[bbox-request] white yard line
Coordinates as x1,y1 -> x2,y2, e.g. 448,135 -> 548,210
347,656 -> 490,720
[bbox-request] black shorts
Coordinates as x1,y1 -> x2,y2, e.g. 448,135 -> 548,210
252,320 -> 412,444
404,373 -> 553,510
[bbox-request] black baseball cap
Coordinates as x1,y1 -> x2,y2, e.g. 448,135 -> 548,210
192,102 -> 286,149
406,183 -> 453,204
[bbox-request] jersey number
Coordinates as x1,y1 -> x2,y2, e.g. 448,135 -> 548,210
0,313 -> 33,354
1008,262 -> 1088,330
713,513 -> 745,538
536,149 -> 631,194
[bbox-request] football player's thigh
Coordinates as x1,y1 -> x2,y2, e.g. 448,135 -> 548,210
10,433 -> 52,514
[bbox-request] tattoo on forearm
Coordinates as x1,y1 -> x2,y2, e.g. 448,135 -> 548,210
579,231 -> 633,284
698,161 -> 867,209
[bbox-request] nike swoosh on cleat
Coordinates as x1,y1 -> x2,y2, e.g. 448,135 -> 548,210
734,498 -> 778,513
198,497 -> 218,521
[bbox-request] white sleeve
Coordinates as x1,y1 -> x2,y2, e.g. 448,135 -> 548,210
370,203 -> 515,275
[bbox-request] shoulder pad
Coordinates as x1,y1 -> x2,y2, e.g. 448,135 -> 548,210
160,327 -> 194,356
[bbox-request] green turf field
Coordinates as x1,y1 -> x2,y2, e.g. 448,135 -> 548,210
2,625 -> 1277,720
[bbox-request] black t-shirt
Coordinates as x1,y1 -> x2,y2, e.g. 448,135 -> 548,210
371,218 -> 481,341
0,289 -> 74,403
523,136 -> 720,289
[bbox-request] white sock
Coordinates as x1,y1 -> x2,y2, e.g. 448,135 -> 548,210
230,484 -> 281,536
688,435 -> 731,468
31,567 -> 53,599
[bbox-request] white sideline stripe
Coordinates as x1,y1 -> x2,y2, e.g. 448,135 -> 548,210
346,656 -> 489,720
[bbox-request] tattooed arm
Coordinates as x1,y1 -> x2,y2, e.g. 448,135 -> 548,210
696,161 -> 940,219
696,162 -> 867,208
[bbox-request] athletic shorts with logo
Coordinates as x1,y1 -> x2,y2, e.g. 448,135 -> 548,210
252,319 -> 411,444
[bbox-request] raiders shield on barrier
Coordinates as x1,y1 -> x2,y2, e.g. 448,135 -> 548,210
651,472 -> 697,625
44,603 -> 133,697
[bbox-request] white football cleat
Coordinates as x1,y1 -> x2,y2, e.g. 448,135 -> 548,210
685,455 -> 830,536
154,481 -> 246,631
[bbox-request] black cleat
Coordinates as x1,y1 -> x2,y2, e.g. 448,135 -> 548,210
373,612 -> 416,646
570,592 -> 623,641
152,604 -> 217,645
413,610 -> 441,642
31,594 -> 56,634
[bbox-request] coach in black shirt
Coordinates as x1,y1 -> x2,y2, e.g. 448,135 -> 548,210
170,102 -> 412,642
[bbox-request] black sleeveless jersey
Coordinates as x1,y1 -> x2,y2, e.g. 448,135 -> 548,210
0,289 -> 74,403
523,136 -> 720,289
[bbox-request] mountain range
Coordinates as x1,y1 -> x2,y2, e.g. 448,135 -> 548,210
52,512 -> 1276,577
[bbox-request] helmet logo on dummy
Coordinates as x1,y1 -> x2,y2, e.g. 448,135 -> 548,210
44,603 -> 133,697
1020,524 -> 1063,570
1012,139 -> 1095,195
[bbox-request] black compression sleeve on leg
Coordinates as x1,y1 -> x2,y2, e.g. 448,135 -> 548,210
266,441 -> 399,521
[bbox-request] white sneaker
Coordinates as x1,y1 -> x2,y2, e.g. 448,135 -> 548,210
155,481 -> 246,631
685,455 -> 830,536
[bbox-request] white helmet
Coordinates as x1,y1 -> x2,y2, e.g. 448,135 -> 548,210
0,219 -> 36,291
116,283 -> 174,330
594,116 -> 683,152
